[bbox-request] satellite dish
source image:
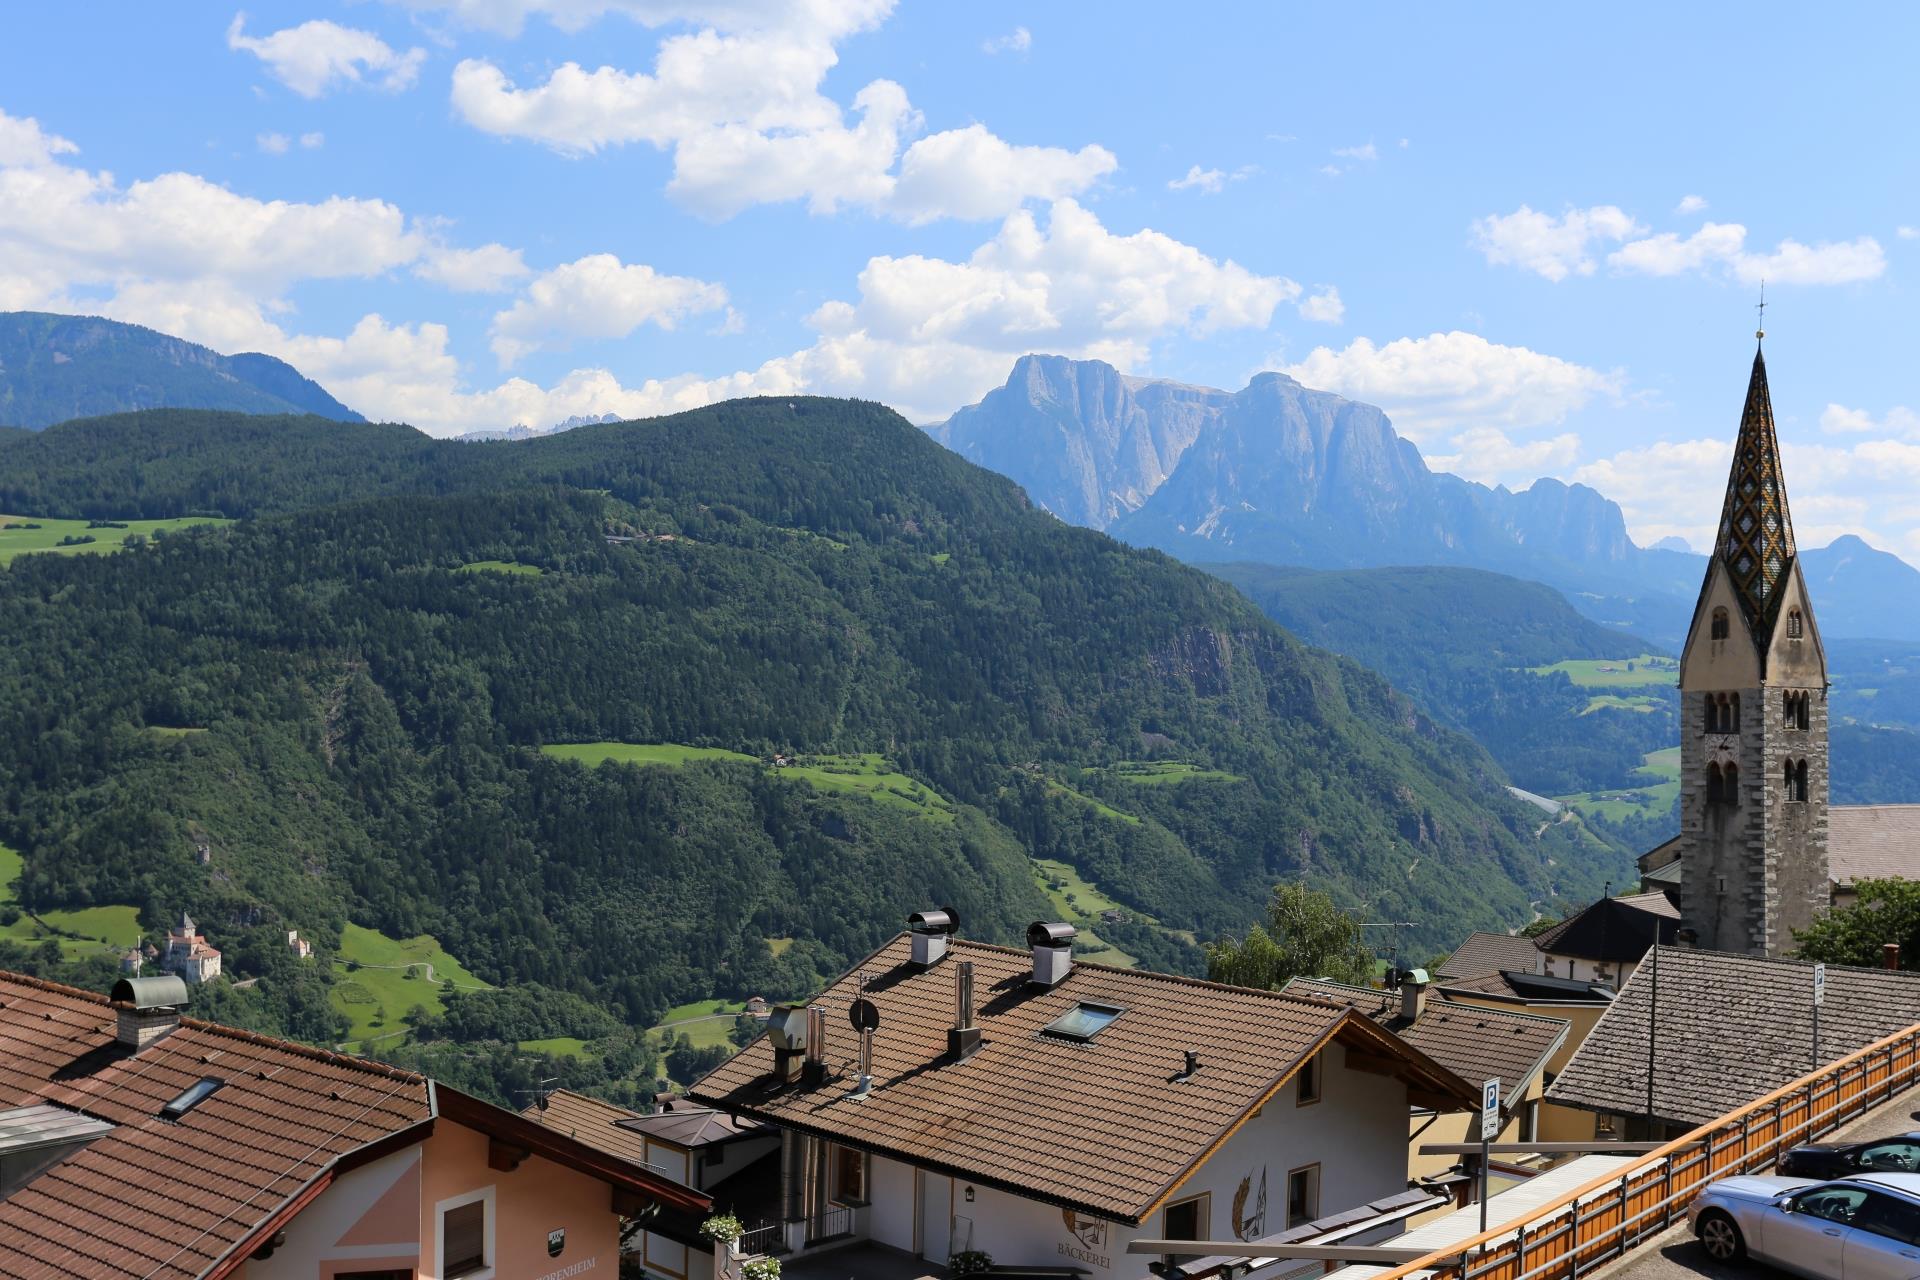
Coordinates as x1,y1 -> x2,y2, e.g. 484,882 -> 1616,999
848,998 -> 881,1033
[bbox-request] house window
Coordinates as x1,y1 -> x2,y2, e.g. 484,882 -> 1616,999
1286,1164 -> 1320,1228
1295,1052 -> 1321,1106
831,1144 -> 867,1204
1044,1002 -> 1123,1041
1163,1192 -> 1210,1243
439,1188 -> 493,1279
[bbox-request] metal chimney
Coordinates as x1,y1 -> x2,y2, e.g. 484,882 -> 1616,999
947,961 -> 982,1060
1028,921 -> 1076,986
908,907 -> 958,967
803,1005 -> 828,1085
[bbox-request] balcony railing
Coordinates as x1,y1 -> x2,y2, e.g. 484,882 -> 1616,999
1368,1022 -> 1920,1280
805,1204 -> 856,1245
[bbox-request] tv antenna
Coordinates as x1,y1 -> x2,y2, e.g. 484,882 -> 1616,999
515,1076 -> 561,1112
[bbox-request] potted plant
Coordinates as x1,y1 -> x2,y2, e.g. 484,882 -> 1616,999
742,1257 -> 782,1280
700,1215 -> 744,1247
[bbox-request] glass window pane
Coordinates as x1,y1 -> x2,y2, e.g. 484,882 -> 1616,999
1044,1004 -> 1122,1040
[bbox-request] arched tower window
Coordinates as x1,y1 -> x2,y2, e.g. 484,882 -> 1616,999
1798,692 -> 1811,731
1711,608 -> 1730,641
1729,692 -> 1740,732
1706,762 -> 1724,805
1787,608 -> 1804,640
1785,758 -> 1809,803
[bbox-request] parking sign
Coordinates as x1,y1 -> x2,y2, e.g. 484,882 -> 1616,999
1481,1078 -> 1500,1141
1814,963 -> 1826,1007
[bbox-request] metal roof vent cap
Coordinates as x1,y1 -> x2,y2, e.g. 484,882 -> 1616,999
110,975 -> 188,1051
908,907 -> 958,967
1027,921 -> 1076,987
1399,967 -> 1431,1022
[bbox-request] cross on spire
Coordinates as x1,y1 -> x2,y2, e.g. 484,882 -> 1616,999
1756,281 -> 1766,342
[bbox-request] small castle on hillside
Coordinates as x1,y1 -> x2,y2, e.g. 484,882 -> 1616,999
162,913 -> 222,984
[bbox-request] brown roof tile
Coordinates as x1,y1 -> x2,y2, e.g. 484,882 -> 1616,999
523,1090 -> 655,1168
1546,947 -> 1920,1127
689,937 -> 1475,1223
1435,932 -> 1540,981
0,971 -> 432,1280
1281,979 -> 1569,1102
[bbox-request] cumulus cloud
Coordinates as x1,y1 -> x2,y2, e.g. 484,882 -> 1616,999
448,3 -> 1110,222
1298,286 -> 1344,324
1471,205 -> 1644,282
982,26 -> 1031,54
227,13 -> 426,98
300,131 -> 325,149
1901,226 -> 1920,241
1821,403 -> 1920,437
1476,202 -> 1886,285
1332,142 -> 1377,161
1676,194 -> 1708,214
0,110 -> 78,167
489,253 -> 730,363
1427,426 -> 1582,484
257,132 -> 291,155
1168,165 -> 1225,193
415,242 -> 531,292
1280,331 -> 1621,442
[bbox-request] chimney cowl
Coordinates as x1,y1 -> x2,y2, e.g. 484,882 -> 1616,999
1028,921 -> 1076,987
110,975 -> 189,1050
1399,967 -> 1430,1023
909,908 -> 958,966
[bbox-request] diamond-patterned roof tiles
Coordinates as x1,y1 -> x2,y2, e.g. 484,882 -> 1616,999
1714,346 -> 1798,637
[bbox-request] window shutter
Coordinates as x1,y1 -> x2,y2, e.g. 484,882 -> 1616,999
445,1199 -> 487,1275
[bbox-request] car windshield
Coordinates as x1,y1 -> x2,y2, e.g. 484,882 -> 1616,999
1794,1187 -> 1871,1224
1858,1142 -> 1920,1171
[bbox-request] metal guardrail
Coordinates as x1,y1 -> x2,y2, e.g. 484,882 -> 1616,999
1367,1023 -> 1920,1280
738,1221 -> 784,1257
806,1204 -> 855,1245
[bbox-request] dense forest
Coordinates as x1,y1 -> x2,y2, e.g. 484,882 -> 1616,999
0,401 -> 1628,1097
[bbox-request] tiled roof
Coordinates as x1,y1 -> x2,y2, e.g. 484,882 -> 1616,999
1546,947 -> 1920,1126
1830,805 -> 1920,886
523,1089 -> 654,1168
0,970 -> 432,1280
619,1098 -> 761,1149
1436,970 -> 1616,1004
690,936 -> 1476,1224
1281,979 -> 1568,1103
1435,931 -> 1539,981
1531,893 -> 1679,963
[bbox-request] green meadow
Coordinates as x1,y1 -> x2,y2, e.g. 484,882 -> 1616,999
0,514 -> 231,565
1103,760 -> 1247,785
456,559 -> 544,576
1554,746 -> 1683,823
1527,654 -> 1678,689
543,744 -> 957,821
331,923 -> 490,1048
0,842 -> 143,959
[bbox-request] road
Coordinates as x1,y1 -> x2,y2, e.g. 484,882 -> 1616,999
1592,1080 -> 1920,1280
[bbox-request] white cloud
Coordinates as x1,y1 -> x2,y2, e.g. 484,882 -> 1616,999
1280,331 -> 1620,441
1676,194 -> 1709,215
448,3 -> 1108,222
227,13 -> 426,98
1477,201 -> 1886,286
1332,142 -> 1377,161
1822,403 -> 1920,437
1427,426 -> 1582,485
0,110 -> 77,167
1298,286 -> 1344,324
982,26 -> 1031,55
489,252 -> 730,363
415,242 -> 531,292
1168,165 -> 1224,194
385,0 -> 888,37
1900,226 -> 1920,240
1471,205 -> 1644,282
256,132 -> 291,155
1572,438 -> 1732,549
300,131 -> 325,149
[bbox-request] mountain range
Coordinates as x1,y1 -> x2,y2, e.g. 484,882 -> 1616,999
935,355 -> 1920,647
0,312 -> 364,428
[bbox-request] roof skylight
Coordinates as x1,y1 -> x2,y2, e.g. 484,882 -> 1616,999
1043,1002 -> 1122,1041
160,1077 -> 225,1120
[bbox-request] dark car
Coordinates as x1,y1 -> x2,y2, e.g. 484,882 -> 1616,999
1780,1132 -> 1920,1179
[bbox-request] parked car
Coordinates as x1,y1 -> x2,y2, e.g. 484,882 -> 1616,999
1690,1172 -> 1920,1277
1781,1134 -> 1920,1180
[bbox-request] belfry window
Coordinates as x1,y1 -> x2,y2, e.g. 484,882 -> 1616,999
1786,759 -> 1809,803
1798,693 -> 1811,731
1787,609 -> 1804,640
1706,762 -> 1724,805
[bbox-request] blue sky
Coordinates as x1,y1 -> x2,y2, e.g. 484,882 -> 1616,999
3,2 -> 1917,555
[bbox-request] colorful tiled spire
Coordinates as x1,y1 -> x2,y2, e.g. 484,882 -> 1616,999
1714,343 -> 1798,636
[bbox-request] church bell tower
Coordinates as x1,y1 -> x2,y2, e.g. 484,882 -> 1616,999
1677,333 -> 1829,956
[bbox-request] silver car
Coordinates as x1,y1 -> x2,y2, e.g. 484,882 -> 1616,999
1690,1172 -> 1920,1279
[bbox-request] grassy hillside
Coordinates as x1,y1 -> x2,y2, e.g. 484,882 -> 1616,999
0,401 -> 1628,1093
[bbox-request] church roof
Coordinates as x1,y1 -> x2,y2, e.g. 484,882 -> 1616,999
1714,345 -> 1799,639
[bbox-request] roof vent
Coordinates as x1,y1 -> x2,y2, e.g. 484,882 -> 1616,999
1027,921 -> 1076,987
109,975 -> 188,1051
1400,967 -> 1431,1023
908,907 -> 958,967
1173,1049 -> 1201,1083
767,1005 -> 809,1083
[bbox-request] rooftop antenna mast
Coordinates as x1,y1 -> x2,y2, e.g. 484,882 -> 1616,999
515,1075 -> 561,1112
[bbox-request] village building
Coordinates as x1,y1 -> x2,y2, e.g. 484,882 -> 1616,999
1546,946 -> 1920,1140
161,911 -> 222,984
285,928 -> 313,960
524,1089 -> 780,1279
688,915 -> 1480,1279
0,970 -> 707,1278
1280,974 -> 1569,1196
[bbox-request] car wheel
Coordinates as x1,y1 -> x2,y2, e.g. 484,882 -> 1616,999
1698,1211 -> 1746,1263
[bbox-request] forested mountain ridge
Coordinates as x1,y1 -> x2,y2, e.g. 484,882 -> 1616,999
0,312 -> 364,429
0,401 -> 1624,1067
